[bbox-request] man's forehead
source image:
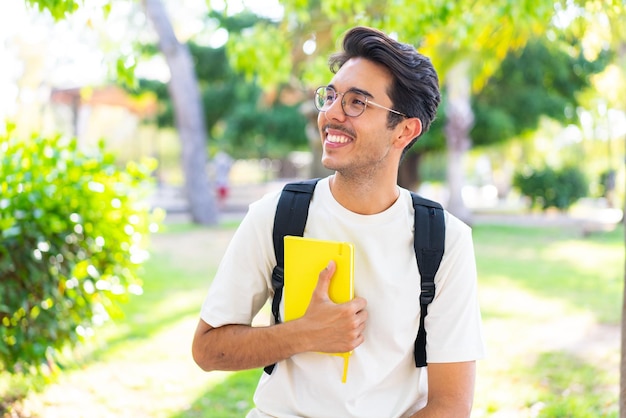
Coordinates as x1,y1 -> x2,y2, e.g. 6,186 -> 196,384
330,58 -> 393,96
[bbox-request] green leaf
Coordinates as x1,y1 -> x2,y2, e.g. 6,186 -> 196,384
0,132 -> 159,374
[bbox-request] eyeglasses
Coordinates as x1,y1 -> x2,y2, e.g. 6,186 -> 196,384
314,85 -> 407,118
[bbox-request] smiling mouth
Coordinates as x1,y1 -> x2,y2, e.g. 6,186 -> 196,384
326,134 -> 352,144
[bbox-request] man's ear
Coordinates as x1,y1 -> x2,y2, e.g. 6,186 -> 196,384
394,117 -> 422,149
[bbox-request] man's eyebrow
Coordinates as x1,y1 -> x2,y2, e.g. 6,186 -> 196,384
350,87 -> 373,98
328,83 -> 374,98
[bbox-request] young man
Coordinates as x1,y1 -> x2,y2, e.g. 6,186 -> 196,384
192,26 -> 485,417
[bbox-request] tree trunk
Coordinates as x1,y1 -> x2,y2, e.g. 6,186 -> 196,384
622,199 -> 626,417
143,0 -> 217,225
444,61 -> 474,224
618,39 -> 626,418
398,152 -> 421,191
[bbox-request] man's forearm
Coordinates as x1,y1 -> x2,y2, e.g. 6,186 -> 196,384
193,265 -> 368,372
192,320 -> 310,372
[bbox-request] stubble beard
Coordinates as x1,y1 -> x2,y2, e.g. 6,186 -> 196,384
322,150 -> 388,185
320,123 -> 392,184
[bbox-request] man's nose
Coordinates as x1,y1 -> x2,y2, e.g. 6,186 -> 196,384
324,97 -> 346,121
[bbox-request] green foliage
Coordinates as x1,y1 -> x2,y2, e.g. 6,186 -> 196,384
133,40 -> 308,160
598,169 -> 617,198
513,165 -> 589,211
472,37 -> 610,146
0,130 -> 159,374
137,78 -> 172,127
115,56 -> 138,90
223,101 -> 309,158
230,25 -> 293,88
405,34 -> 608,156
24,0 -> 79,20
134,45 -> 239,132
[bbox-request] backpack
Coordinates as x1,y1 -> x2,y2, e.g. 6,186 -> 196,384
265,178 -> 445,375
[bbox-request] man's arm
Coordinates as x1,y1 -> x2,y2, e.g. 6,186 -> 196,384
410,361 -> 476,418
192,320 -> 309,371
192,261 -> 368,371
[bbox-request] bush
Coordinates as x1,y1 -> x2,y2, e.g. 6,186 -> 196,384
0,130 -> 160,374
513,165 -> 588,211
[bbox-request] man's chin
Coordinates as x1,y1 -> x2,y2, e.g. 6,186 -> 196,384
320,156 -> 338,172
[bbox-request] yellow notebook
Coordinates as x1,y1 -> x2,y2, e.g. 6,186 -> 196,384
283,235 -> 354,383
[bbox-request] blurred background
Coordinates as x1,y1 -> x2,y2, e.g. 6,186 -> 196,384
1,0 -> 625,417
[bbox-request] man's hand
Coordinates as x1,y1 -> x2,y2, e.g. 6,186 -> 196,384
298,260 -> 368,353
192,261 -> 367,372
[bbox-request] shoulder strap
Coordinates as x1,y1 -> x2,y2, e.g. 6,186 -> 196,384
265,178 -> 319,374
411,193 -> 445,367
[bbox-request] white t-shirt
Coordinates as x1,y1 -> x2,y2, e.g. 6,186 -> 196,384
200,176 -> 485,418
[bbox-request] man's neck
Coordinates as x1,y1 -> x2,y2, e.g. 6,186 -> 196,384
329,173 -> 400,215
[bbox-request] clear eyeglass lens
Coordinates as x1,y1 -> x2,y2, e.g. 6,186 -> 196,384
315,87 -> 366,117
342,91 -> 366,116
315,87 -> 332,110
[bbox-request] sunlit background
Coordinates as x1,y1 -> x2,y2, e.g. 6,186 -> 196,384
1,0 -> 625,417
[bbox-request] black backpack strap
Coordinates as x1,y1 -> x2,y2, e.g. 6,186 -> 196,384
264,178 -> 320,374
411,193 -> 445,367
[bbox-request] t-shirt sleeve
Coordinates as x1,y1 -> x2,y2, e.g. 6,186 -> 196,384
424,213 -> 486,363
199,192 -> 280,328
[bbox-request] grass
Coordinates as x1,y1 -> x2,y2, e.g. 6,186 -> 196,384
1,221 -> 623,417
171,369 -> 262,418
473,224 -> 623,324
526,351 -> 617,417
471,224 -> 622,417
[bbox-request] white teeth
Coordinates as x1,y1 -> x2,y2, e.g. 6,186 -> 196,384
327,134 -> 350,144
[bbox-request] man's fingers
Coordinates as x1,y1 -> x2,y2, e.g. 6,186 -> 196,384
313,260 -> 336,300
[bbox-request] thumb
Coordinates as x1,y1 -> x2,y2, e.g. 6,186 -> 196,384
313,260 -> 336,301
